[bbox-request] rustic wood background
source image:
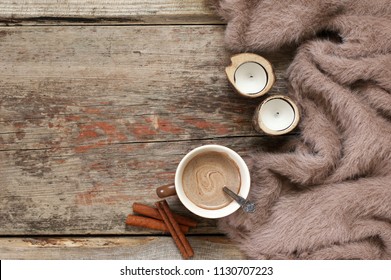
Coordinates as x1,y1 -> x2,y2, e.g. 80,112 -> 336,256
0,0 -> 293,259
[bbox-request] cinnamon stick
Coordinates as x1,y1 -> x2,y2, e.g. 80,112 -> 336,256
156,200 -> 194,259
132,202 -> 198,228
125,215 -> 189,234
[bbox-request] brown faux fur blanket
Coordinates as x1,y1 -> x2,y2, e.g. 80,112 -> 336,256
213,0 -> 391,259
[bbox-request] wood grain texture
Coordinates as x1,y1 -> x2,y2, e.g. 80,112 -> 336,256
0,138 -> 269,235
0,236 -> 246,259
0,0 -> 221,25
0,26 -> 292,150
0,25 -> 293,235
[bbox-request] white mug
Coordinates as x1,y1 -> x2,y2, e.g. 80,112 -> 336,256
156,145 -> 251,219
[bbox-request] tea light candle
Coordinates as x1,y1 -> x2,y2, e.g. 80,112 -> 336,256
234,62 -> 267,95
253,95 -> 300,135
225,53 -> 275,98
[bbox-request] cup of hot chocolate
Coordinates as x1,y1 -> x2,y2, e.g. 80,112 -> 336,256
156,145 -> 251,218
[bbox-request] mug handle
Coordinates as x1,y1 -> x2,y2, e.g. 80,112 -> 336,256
156,183 -> 177,198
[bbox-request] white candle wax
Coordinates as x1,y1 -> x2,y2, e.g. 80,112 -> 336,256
259,98 -> 295,131
234,62 -> 267,95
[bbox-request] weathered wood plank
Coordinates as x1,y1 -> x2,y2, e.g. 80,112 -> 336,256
0,137 -> 271,235
0,0 -> 221,25
0,26 -> 292,151
0,236 -> 246,259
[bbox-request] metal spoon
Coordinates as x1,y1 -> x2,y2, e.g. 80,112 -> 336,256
223,186 -> 255,213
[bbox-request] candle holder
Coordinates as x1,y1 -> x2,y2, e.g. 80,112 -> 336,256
225,53 -> 275,98
253,95 -> 300,135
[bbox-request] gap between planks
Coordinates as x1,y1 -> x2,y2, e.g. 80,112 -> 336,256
0,18 -> 225,27
0,235 -> 246,259
0,0 -> 223,26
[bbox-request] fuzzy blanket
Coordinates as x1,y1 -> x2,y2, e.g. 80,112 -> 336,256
213,0 -> 391,259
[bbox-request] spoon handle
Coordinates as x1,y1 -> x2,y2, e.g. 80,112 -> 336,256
223,186 -> 255,213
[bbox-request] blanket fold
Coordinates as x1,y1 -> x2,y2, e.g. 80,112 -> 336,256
213,0 -> 391,259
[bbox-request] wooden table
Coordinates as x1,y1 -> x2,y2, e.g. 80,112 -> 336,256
0,0 -> 292,259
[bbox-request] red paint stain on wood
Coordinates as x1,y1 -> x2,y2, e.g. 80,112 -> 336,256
156,118 -> 185,134
216,125 -> 230,135
75,121 -> 127,153
13,122 -> 27,140
77,130 -> 99,140
99,101 -> 113,106
128,116 -> 185,139
83,107 -> 102,114
76,183 -> 103,205
74,141 -> 106,153
129,123 -> 157,138
185,118 -> 213,129
13,122 -> 26,129
65,115 -> 81,122
183,117 -> 229,134
90,162 -> 106,171
95,122 -> 127,141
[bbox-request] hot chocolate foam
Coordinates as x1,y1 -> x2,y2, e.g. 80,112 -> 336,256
182,151 -> 241,210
